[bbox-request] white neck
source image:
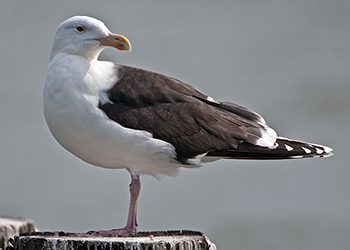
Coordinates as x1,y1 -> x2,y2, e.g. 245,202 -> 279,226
50,41 -> 104,61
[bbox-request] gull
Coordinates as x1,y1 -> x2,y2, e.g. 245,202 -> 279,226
43,16 -> 333,236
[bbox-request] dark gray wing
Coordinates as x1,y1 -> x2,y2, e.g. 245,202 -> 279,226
99,66 -> 274,162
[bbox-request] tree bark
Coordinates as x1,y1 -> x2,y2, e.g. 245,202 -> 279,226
0,216 -> 36,250
11,230 -> 216,250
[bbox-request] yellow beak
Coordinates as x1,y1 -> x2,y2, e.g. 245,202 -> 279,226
99,33 -> 132,51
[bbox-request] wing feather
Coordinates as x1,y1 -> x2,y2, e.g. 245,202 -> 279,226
99,66 -> 276,162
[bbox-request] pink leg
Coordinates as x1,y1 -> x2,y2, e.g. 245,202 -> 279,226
87,173 -> 141,237
125,173 -> 141,233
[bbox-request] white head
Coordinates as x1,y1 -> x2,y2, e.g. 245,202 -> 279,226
50,16 -> 131,60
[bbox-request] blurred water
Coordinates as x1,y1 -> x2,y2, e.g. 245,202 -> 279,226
0,1 -> 349,249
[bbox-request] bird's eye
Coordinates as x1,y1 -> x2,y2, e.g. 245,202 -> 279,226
75,26 -> 85,33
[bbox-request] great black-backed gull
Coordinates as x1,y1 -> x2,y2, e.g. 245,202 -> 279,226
43,16 -> 333,236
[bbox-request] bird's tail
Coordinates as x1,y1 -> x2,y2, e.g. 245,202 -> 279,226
206,137 -> 333,160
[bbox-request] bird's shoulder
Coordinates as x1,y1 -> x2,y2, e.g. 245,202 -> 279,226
108,65 -> 209,107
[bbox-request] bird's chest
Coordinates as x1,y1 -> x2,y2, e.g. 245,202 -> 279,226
45,58 -> 116,119
44,76 -> 106,154
43,58 -> 120,158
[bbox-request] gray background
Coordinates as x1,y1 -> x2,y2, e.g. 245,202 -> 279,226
0,1 -> 349,249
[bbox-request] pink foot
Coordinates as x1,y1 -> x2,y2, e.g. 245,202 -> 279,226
87,174 -> 140,238
87,227 -> 136,237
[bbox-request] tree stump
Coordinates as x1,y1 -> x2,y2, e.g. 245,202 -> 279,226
0,216 -> 36,250
12,230 -> 216,250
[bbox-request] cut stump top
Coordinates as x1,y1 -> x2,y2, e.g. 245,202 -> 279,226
13,230 -> 216,250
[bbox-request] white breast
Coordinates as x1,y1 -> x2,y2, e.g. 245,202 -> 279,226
43,54 -> 182,177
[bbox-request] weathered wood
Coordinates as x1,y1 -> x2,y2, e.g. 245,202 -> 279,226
12,230 -> 216,250
0,216 -> 36,250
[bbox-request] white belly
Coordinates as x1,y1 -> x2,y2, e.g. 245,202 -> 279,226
43,56 -> 182,177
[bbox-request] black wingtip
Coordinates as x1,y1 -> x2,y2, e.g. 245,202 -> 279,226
276,137 -> 333,159
206,137 -> 334,160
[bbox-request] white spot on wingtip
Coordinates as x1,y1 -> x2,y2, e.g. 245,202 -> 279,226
322,146 -> 333,154
302,147 -> 312,154
206,96 -> 217,103
322,151 -> 334,158
316,148 -> 323,154
309,143 -> 333,154
285,144 -> 293,151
